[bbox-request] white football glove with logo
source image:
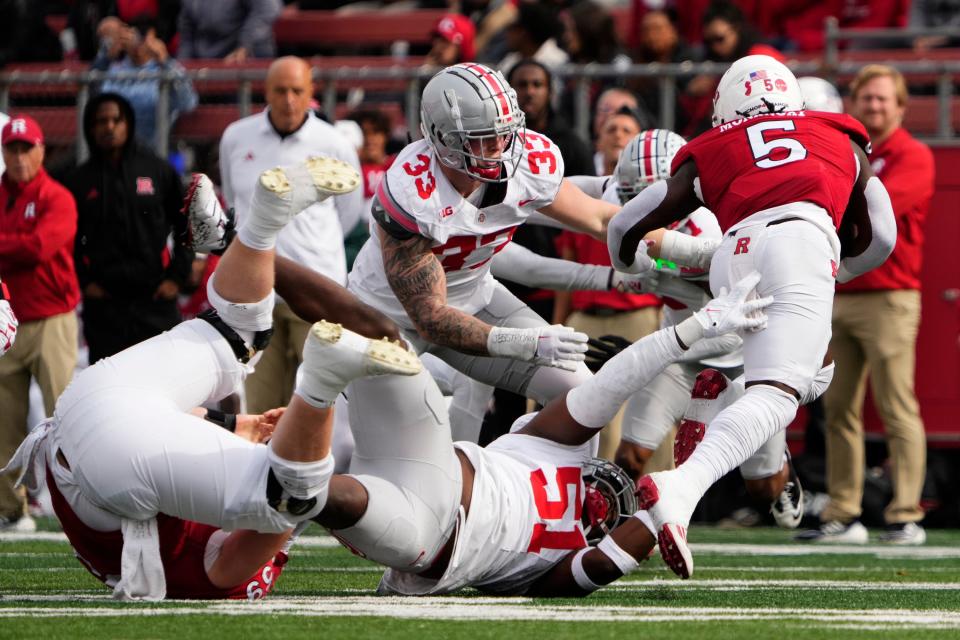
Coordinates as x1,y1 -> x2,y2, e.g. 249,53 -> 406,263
611,269 -> 708,309
487,325 -> 589,371
674,271 -> 771,346
0,297 -> 18,357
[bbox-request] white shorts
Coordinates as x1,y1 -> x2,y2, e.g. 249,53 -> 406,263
53,320 -> 292,534
335,368 -> 463,572
710,211 -> 839,399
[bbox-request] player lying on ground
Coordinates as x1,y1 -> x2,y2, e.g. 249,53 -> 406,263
2,156 -> 418,601
606,54 -> 896,578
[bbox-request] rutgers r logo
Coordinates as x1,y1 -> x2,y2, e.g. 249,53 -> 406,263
10,119 -> 26,134
734,237 -> 751,255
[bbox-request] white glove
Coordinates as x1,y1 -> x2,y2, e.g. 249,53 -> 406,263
674,271 -> 772,346
616,240 -> 657,276
487,325 -> 589,372
612,269 -> 709,309
0,298 -> 17,357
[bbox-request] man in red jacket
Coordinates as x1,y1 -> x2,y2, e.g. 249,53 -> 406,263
800,65 -> 935,546
0,115 -> 80,532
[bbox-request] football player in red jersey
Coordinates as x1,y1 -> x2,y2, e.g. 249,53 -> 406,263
607,54 -> 898,579
0,277 -> 16,356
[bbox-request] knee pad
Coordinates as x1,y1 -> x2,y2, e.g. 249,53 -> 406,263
331,475 -> 433,571
206,273 -> 275,336
266,447 -> 334,522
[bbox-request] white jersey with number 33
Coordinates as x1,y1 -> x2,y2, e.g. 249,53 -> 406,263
348,132 -> 565,328
377,433 -> 591,596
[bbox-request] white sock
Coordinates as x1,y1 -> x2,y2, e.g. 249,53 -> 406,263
677,384 -> 798,496
267,446 -> 334,505
567,328 -> 684,429
206,273 -> 274,345
237,223 -> 277,251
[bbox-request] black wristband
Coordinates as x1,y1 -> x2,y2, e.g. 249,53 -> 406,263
204,408 -> 237,432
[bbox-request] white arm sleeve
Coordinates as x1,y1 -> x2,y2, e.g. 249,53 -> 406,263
491,242 -> 610,291
836,176 -> 897,283
659,230 -> 721,271
607,180 -> 669,272
565,175 -> 611,199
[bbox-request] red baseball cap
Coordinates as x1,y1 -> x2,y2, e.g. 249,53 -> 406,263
2,115 -> 44,147
432,14 -> 476,62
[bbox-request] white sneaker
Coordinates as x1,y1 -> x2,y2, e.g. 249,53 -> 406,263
770,454 -> 804,529
0,513 -> 36,533
794,519 -> 868,544
635,471 -> 701,579
297,320 -> 422,405
250,156 -> 360,234
182,173 -> 233,253
878,522 -> 926,545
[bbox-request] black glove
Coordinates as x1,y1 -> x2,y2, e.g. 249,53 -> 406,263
584,334 -> 632,372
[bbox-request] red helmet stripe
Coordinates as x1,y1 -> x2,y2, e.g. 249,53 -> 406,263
642,130 -> 654,181
466,64 -> 511,118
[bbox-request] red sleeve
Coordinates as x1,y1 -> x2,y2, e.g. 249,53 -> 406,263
879,141 -> 936,219
0,184 -> 77,270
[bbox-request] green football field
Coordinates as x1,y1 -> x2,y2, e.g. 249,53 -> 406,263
3,520 -> 960,639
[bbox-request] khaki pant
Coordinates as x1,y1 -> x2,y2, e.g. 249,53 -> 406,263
245,303 -> 310,414
566,306 -> 661,460
0,311 -> 78,518
822,290 -> 926,525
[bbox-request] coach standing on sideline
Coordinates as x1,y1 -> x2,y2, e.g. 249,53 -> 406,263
219,56 -> 363,413
0,116 -> 79,532
63,93 -> 194,364
800,65 -> 935,545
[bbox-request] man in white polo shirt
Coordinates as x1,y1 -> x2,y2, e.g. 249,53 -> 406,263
219,56 -> 363,413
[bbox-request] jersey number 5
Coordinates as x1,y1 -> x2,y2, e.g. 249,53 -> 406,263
527,467 -> 587,554
746,120 -> 808,169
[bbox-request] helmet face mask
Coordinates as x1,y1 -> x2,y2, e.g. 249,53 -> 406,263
712,54 -> 804,127
615,129 -> 687,204
420,63 -> 526,183
581,457 -> 639,545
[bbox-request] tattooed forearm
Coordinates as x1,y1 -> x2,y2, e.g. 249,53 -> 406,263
381,233 -> 493,355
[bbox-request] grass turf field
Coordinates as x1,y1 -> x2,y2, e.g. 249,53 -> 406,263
3,519 -> 960,639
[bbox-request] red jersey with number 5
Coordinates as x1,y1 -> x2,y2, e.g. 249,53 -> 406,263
670,111 -> 870,232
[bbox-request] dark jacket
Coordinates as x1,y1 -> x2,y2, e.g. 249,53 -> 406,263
63,92 -> 193,300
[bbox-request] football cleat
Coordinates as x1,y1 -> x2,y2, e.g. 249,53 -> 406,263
0,513 -> 36,533
252,155 -> 360,230
182,173 -> 235,253
297,321 -> 422,405
674,369 -> 729,466
635,472 -> 698,579
770,452 -> 804,529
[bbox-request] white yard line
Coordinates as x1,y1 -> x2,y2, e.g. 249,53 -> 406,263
0,598 -> 959,628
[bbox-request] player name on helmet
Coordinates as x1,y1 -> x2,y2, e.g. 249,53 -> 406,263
719,110 -> 808,132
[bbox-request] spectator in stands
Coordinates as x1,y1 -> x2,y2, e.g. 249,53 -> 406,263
498,2 -> 568,73
799,65 -> 935,546
593,97 -> 647,175
63,93 -> 194,364
219,56 -> 363,414
0,116 -> 80,532
426,13 -> 476,66
69,1 -> 181,61
93,14 -> 198,152
630,8 -> 696,131
563,1 -> 631,69
178,0 -> 281,61
0,0 -> 63,67
682,1 -> 783,136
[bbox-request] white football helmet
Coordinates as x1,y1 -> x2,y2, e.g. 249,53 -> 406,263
420,63 -> 525,183
712,54 -> 804,127
798,76 -> 844,114
615,129 -> 686,204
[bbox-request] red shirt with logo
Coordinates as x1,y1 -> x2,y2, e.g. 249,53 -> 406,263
46,465 -> 287,600
671,111 -> 870,233
837,127 -> 935,292
0,168 -> 80,321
